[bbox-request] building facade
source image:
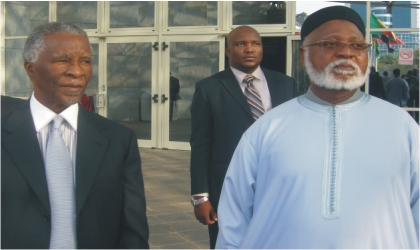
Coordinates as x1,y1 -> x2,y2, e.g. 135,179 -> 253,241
1,1 -> 419,150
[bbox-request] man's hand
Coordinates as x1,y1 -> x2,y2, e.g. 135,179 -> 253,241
194,200 -> 218,225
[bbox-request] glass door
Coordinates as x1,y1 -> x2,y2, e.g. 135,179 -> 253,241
103,36 -> 159,148
287,35 -> 310,96
161,35 -> 225,150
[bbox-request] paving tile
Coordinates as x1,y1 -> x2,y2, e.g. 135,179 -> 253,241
172,203 -> 192,211
195,239 -> 210,249
146,214 -> 163,226
155,212 -> 195,223
149,223 -> 176,235
178,228 -> 210,242
140,148 -> 209,249
159,241 -> 201,249
147,205 -> 177,215
166,220 -> 207,232
149,232 -> 187,246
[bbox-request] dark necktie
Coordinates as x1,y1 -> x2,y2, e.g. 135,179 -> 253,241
244,74 -> 265,120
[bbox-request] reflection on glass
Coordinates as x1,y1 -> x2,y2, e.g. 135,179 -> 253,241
295,2 -> 347,29
358,1 -> 417,28
408,111 -> 419,124
84,44 -> 99,113
5,39 -> 32,97
291,40 -> 309,95
107,43 -> 152,140
369,31 -> 418,118
57,2 -> 97,29
232,1 -> 286,25
5,1 -> 49,37
169,41 -> 219,142
110,2 -> 155,28
168,1 -> 217,26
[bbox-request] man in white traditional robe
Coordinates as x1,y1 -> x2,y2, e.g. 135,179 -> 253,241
216,6 -> 419,249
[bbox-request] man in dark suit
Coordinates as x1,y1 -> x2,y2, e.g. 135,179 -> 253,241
169,73 -> 180,121
1,22 -> 149,249
190,25 -> 297,248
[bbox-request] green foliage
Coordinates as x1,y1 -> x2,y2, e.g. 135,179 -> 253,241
296,12 -> 307,26
377,49 -> 419,74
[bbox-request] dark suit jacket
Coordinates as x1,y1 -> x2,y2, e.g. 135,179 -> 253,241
1,102 -> 149,249
1,95 -> 26,114
190,67 -> 297,209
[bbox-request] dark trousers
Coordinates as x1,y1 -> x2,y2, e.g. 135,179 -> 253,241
208,221 -> 219,249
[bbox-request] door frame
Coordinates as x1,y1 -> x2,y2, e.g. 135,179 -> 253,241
161,35 -> 225,150
100,36 -> 160,148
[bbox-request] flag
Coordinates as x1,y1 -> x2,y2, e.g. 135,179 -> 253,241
370,13 -> 404,56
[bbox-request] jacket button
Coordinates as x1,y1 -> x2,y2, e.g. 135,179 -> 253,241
43,214 -> 50,222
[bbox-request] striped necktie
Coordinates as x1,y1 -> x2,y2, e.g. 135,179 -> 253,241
45,116 -> 77,249
244,74 -> 265,120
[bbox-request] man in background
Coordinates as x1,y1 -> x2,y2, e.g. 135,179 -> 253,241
190,25 -> 296,248
385,68 -> 410,107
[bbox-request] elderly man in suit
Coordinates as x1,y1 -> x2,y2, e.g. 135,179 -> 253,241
189,25 -> 297,248
1,22 -> 149,249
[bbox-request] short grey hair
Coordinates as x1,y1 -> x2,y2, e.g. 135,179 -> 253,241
23,22 -> 90,63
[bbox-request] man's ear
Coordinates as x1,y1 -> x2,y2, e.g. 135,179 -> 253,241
299,46 -> 306,69
225,47 -> 230,58
24,61 -> 34,76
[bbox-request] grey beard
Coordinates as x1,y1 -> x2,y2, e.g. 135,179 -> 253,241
303,48 -> 368,90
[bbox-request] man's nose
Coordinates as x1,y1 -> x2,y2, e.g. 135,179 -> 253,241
336,43 -> 355,58
244,43 -> 254,52
66,61 -> 85,77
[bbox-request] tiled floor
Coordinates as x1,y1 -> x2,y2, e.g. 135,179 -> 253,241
140,148 -> 209,249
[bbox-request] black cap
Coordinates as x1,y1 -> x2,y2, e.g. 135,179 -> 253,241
301,6 -> 366,40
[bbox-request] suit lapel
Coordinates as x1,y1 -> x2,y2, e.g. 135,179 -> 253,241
263,68 -> 283,107
75,106 -> 109,215
220,69 -> 254,118
2,104 -> 50,212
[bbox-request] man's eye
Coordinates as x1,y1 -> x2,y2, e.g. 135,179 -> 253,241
352,43 -> 364,49
322,41 -> 337,47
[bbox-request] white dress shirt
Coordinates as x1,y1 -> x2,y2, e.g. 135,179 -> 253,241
30,92 -> 79,181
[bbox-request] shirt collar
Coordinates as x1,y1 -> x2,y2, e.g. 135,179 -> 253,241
230,66 -> 263,84
306,87 -> 363,106
30,92 -> 79,132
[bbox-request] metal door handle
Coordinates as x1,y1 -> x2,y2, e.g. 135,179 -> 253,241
152,94 -> 159,103
161,94 -> 168,103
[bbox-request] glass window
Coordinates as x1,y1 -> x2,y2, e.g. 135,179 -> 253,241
168,1 -> 217,27
84,44 -> 99,107
296,1 -> 347,29
109,2 -> 155,28
5,39 -> 32,97
290,40 -> 310,95
57,1 -> 97,29
107,42 -> 152,140
371,31 -> 419,109
232,1 -> 286,25
371,1 -> 418,28
169,41 -> 219,142
5,1 -> 49,37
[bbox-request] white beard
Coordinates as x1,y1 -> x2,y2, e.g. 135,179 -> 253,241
303,48 -> 368,90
